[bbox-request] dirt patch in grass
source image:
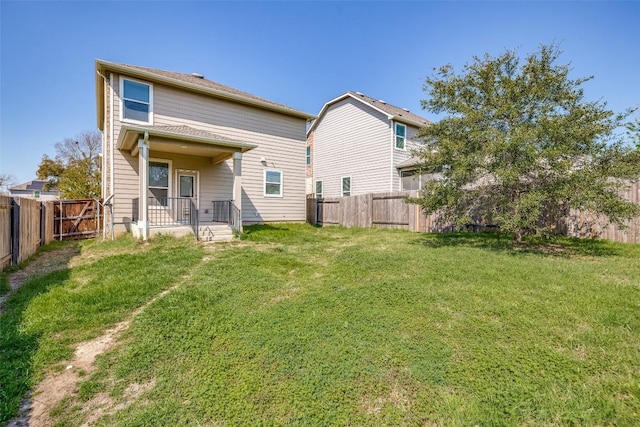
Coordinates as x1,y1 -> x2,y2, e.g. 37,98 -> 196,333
0,245 -> 80,314
27,271 -> 196,426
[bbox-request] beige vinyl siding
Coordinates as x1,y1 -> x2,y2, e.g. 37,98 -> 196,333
106,73 -> 307,228
391,124 -> 422,191
313,98 -> 391,198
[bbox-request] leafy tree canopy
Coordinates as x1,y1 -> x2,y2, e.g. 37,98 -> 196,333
412,44 -> 640,241
37,130 -> 102,199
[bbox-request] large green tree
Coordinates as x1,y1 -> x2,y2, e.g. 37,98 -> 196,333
412,44 -> 640,242
37,130 -> 102,199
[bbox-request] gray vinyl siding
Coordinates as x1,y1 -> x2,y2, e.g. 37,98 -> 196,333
391,124 -> 422,191
105,73 -> 307,230
313,98 -> 392,198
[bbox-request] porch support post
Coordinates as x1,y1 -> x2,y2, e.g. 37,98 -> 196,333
232,152 -> 242,232
138,132 -> 150,240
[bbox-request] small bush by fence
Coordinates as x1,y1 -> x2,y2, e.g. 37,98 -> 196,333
307,184 -> 640,244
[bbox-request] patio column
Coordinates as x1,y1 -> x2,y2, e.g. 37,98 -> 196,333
138,133 -> 150,240
232,152 -> 242,232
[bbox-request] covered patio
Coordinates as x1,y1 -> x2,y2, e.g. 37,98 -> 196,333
117,124 -> 256,240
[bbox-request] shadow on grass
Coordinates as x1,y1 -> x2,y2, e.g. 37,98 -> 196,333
0,268 -> 71,423
413,231 -> 624,258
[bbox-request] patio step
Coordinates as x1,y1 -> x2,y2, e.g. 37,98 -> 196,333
198,224 -> 234,242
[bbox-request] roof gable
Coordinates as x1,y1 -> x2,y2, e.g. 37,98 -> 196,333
308,91 -> 431,135
96,60 -> 315,129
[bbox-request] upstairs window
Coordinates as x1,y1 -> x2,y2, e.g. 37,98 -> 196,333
341,177 -> 351,197
264,170 -> 283,197
395,123 -> 406,150
306,146 -> 311,165
122,78 -> 152,123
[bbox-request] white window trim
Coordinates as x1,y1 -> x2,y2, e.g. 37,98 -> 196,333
306,145 -> 311,166
264,169 -> 283,198
315,179 -> 323,199
149,158 -> 171,208
120,76 -> 154,125
341,176 -> 351,197
394,122 -> 406,151
175,169 -> 200,209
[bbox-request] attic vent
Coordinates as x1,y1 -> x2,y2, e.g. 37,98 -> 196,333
355,91 -> 364,96
402,108 -> 410,112
191,73 -> 204,79
378,100 -> 386,104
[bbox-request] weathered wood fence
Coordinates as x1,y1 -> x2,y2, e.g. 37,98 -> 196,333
54,199 -> 101,240
1,196 -> 54,269
307,183 -> 640,244
307,191 -> 446,233
1,197 -> 101,271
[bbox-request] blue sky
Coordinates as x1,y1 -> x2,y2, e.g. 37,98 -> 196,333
1,1 -> 639,185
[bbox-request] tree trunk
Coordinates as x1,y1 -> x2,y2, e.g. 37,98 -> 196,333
514,230 -> 523,243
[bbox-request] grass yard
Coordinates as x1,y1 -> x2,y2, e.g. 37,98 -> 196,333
1,225 -> 639,425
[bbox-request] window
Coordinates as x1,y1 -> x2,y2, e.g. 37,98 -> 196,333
34,190 -> 41,199
341,177 -> 351,197
264,170 -> 283,197
122,78 -> 152,123
149,160 -> 170,206
315,180 -> 323,198
395,123 -> 406,150
401,170 -> 420,191
306,146 -> 311,165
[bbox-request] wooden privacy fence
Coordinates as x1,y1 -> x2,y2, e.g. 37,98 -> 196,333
1,197 -> 101,271
1,196 -> 55,269
307,191 -> 446,233
307,183 -> 640,244
54,199 -> 101,240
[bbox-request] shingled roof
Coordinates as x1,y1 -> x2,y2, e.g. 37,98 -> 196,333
346,91 -> 431,126
308,91 -> 431,134
96,60 -> 315,129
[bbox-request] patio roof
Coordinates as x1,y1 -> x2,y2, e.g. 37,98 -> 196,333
117,124 -> 257,164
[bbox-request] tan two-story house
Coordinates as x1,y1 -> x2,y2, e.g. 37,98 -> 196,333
96,60 -> 315,240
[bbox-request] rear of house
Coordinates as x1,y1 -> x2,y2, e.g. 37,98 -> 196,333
96,60 -> 315,239
307,91 -> 430,199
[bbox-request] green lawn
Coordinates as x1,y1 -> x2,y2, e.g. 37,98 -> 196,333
2,225 -> 640,425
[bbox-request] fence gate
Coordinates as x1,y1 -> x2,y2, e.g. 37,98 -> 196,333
54,199 -> 101,240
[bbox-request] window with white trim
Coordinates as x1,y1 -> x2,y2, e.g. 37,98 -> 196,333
122,78 -> 152,123
149,160 -> 170,206
401,170 -> 420,191
395,123 -> 406,150
306,146 -> 311,165
341,176 -> 351,197
264,170 -> 283,197
315,180 -> 323,198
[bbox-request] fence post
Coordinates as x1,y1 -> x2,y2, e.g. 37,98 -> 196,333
11,198 -> 20,265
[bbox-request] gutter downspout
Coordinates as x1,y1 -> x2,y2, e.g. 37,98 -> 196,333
389,118 -> 395,192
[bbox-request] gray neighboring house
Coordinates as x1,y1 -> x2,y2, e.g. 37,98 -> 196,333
9,180 -> 59,201
307,91 -> 431,199
96,60 -> 315,240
